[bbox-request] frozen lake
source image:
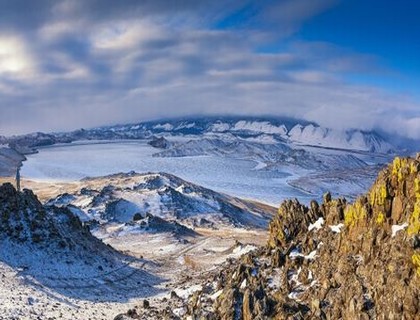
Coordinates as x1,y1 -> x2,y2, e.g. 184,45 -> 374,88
21,140 -> 313,205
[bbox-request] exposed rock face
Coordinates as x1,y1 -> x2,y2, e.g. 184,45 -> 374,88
0,182 -> 130,276
148,136 -> 170,149
185,155 -> 420,319
0,183 -> 97,248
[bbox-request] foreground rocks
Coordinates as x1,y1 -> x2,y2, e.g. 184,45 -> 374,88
116,154 -> 420,319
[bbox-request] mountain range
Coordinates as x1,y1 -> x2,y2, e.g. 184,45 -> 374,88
3,116 -> 417,155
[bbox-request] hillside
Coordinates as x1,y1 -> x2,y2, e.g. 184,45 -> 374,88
116,154 -> 420,319
47,172 -> 275,230
0,183 -> 162,318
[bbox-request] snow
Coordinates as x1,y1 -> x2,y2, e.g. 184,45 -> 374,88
210,122 -> 230,132
391,223 -> 408,237
329,223 -> 344,233
153,123 -> 174,131
21,141 -> 315,206
242,134 -> 278,144
174,284 -> 202,299
210,289 -> 223,300
289,248 -> 317,260
288,267 -> 302,286
267,269 -> 281,290
288,124 -> 392,153
253,161 -> 268,170
308,217 -> 325,231
287,290 -> 302,300
173,307 -> 187,317
232,121 -> 288,135
176,122 -> 196,130
305,250 -> 317,260
231,244 -> 257,257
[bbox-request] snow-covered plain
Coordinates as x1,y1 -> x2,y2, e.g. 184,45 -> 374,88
21,140 -> 314,205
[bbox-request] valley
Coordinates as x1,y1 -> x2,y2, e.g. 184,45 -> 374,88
0,117 -> 416,319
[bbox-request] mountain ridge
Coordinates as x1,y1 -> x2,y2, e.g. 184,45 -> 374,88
3,116 -> 416,156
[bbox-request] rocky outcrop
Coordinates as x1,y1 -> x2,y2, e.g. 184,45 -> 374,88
185,154 -> 420,319
148,136 -> 170,149
0,182 -> 126,266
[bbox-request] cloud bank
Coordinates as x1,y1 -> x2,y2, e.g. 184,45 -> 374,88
0,0 -> 419,139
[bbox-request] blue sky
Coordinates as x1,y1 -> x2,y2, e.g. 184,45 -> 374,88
0,0 -> 419,139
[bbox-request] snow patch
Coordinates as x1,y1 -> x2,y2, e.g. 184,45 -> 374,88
210,289 -> 223,301
232,121 -> 288,135
329,223 -> 344,233
174,284 -> 202,299
231,244 -> 257,257
308,217 -> 324,231
289,248 -> 317,261
391,223 -> 408,237
253,161 -> 268,170
210,122 -> 230,132
153,123 -> 174,131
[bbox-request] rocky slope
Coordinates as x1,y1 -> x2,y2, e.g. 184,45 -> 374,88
48,172 -> 275,231
116,154 -> 420,319
0,183 -> 161,304
194,154 -> 420,319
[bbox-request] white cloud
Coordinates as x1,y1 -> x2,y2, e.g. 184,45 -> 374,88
288,70 -> 336,83
0,0 -> 418,141
0,35 -> 35,76
91,20 -> 165,51
38,20 -> 85,41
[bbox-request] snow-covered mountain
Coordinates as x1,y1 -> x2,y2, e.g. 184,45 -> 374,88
5,116 -> 411,155
132,117 -> 397,153
47,172 -> 276,230
287,124 -> 393,153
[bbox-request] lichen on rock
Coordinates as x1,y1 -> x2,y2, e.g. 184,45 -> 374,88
184,154 -> 420,319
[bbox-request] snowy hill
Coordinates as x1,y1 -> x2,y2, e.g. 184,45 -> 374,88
288,124 -> 393,153
0,183 -> 162,304
129,117 -> 397,153
47,172 -> 276,230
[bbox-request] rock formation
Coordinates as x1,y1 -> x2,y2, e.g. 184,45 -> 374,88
185,154 -> 420,319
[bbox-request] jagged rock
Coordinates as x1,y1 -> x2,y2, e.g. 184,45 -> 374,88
187,155 -> 420,319
148,136 -> 170,149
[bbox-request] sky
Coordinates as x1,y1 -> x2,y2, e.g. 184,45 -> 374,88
0,0 -> 420,139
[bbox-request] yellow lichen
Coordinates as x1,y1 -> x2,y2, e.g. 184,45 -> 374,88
415,178 -> 420,200
392,157 -> 401,176
398,170 -> 404,183
344,200 -> 367,227
392,157 -> 410,183
407,201 -> 420,236
376,212 -> 385,224
370,183 -> 387,206
410,162 -> 418,174
412,253 -> 420,277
